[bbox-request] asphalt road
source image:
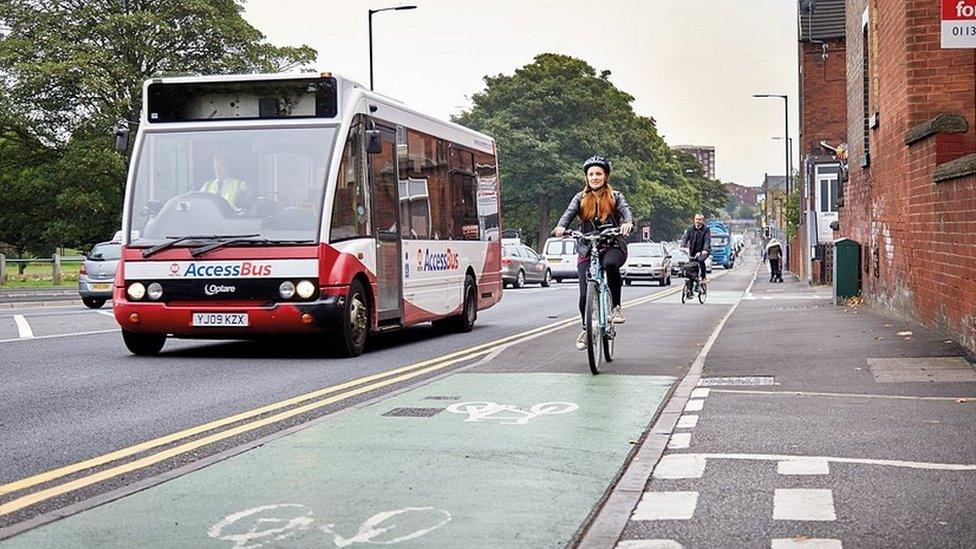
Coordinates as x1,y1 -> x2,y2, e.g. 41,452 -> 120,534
3,250 -> 974,548
0,271 -> 707,536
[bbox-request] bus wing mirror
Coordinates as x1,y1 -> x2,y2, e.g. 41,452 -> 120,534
114,124 -> 129,153
365,129 -> 383,154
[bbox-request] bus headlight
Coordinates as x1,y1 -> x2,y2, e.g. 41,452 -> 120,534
127,282 -> 146,300
147,282 -> 163,301
296,280 -> 315,299
279,281 -> 296,299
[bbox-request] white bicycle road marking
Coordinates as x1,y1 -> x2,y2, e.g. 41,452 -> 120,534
208,504 -> 451,549
445,401 -> 579,425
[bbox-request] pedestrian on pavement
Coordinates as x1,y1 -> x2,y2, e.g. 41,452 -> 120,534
680,213 -> 711,285
766,238 -> 783,282
553,156 -> 634,351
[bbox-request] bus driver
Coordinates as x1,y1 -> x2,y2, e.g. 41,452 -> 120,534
200,154 -> 251,210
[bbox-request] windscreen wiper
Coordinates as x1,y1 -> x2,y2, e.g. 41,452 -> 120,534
189,237 -> 316,257
141,234 -> 260,258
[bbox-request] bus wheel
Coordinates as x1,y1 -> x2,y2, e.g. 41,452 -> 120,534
122,330 -> 166,356
330,279 -> 368,357
435,275 -> 477,333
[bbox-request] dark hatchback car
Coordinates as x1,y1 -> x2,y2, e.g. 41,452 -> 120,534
78,241 -> 121,308
501,242 -> 552,288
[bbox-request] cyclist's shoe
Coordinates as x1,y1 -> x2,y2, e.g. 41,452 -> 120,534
610,306 -> 625,324
576,330 -> 587,350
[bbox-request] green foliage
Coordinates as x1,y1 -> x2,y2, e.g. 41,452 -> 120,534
454,53 -> 705,245
0,0 -> 316,256
673,150 -> 729,219
784,189 -> 800,241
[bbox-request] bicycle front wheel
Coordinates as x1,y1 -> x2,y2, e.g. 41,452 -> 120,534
698,282 -> 707,304
584,280 -> 602,375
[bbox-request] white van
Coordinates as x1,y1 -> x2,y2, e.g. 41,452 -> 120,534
542,237 -> 578,282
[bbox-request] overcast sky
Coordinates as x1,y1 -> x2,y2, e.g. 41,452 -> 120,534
243,0 -> 800,186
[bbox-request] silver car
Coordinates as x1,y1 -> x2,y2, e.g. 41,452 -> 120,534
623,242 -> 673,286
78,241 -> 120,308
502,243 -> 552,288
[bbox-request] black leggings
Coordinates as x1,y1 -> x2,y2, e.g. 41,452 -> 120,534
577,248 -> 625,324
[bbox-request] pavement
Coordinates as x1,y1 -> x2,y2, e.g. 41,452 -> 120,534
1,252 -> 974,548
611,266 -> 976,548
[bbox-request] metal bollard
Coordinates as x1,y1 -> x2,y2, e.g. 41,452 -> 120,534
0,253 -> 6,285
52,253 -> 62,286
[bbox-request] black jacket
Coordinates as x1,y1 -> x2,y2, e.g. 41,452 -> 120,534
556,189 -> 634,256
681,225 -> 711,256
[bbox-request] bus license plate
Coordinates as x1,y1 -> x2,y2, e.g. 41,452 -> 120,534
192,313 -> 249,327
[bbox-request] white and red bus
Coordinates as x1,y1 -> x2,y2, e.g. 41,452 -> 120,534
115,72 -> 502,357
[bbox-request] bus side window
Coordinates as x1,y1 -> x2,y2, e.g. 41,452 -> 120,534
330,121 -> 370,241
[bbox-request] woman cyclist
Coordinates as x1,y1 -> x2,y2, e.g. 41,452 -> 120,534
553,156 -> 634,350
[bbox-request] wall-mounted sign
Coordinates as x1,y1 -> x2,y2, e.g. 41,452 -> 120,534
943,0 -> 976,48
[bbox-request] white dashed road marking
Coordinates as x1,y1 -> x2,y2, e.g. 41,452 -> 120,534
653,454 -> 706,479
667,433 -> 691,449
778,457 -> 830,475
616,540 -> 684,549
690,388 -> 710,398
683,399 -> 704,412
771,539 -> 843,549
13,315 -> 34,339
676,415 -> 698,428
773,489 -> 836,521
631,491 -> 699,521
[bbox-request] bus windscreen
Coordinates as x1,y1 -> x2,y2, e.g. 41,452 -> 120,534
146,77 -> 338,123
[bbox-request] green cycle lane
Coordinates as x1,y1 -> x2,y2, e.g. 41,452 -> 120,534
5,372 -> 675,548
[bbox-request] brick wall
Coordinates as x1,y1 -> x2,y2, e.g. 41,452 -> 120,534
840,0 -> 976,353
796,37 -> 848,277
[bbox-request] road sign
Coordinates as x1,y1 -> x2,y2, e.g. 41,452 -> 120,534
942,0 -> 976,48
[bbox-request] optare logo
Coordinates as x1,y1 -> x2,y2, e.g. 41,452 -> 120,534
204,284 -> 236,296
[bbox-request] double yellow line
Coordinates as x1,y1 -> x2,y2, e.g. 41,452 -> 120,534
0,281 -> 695,517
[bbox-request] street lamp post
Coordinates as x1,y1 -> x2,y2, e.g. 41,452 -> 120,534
368,5 -> 417,91
754,93 -> 791,266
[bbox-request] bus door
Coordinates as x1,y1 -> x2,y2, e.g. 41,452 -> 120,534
367,124 -> 403,322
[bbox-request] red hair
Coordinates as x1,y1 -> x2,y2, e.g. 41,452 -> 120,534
580,184 -> 616,222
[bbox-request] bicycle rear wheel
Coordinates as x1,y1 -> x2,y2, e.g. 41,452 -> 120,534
584,280 -> 602,375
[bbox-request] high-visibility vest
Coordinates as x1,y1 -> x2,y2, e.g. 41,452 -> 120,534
201,178 -> 246,207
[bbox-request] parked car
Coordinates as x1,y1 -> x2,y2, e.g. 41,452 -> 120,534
78,241 -> 121,308
623,242 -> 672,286
502,243 -> 551,288
542,237 -> 578,282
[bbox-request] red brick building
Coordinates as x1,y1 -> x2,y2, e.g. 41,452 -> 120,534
796,0 -> 848,282
726,182 -> 759,206
839,0 -> 976,353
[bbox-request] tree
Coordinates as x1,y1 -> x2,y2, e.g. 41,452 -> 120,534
454,53 -> 700,245
0,0 -> 315,142
674,150 -> 729,219
0,0 -> 316,255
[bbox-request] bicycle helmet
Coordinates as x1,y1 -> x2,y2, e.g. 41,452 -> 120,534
582,155 -> 612,174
